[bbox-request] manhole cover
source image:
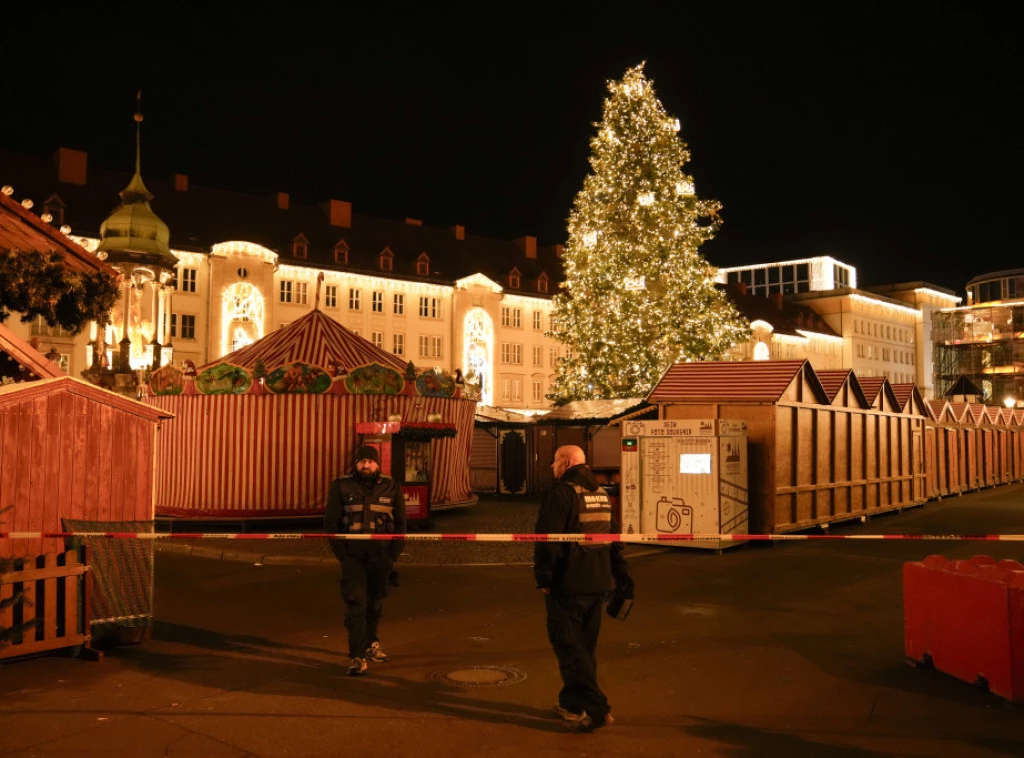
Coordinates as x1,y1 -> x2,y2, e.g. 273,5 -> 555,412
429,665 -> 527,688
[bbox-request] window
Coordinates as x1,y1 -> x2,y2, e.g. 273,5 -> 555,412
533,311 -> 542,330
325,285 -> 338,308
349,288 -> 361,310
430,336 -> 442,358
372,331 -> 383,349
393,333 -> 405,355
295,281 -> 308,306
419,296 -> 439,318
292,237 -> 308,258
501,306 -> 522,328
533,380 -> 543,402
372,291 -> 384,313
508,268 -> 521,289
418,335 -> 430,357
501,378 -> 522,402
502,343 -> 523,364
279,280 -> 293,303
334,242 -> 349,265
533,345 -> 543,366
379,249 -> 394,271
393,293 -> 405,315
179,268 -> 197,293
537,274 -> 549,294
550,346 -> 559,367
179,314 -> 196,340
417,254 -> 430,276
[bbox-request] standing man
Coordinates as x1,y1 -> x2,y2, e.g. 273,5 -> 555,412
325,444 -> 406,676
534,444 -> 633,731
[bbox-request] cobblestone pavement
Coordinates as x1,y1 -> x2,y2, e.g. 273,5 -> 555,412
155,496 -> 666,566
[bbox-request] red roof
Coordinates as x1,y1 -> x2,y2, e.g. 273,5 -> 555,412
0,375 -> 173,420
0,190 -> 117,276
648,359 -> 827,403
206,308 -> 407,373
889,382 -> 916,411
814,369 -> 870,407
0,322 -> 64,381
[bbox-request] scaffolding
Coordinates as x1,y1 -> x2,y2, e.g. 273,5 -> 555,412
933,304 -> 1024,404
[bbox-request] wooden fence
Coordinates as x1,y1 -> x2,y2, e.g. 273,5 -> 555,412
0,549 -> 92,661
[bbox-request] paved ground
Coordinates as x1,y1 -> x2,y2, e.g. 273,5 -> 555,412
4,486 -> 1024,757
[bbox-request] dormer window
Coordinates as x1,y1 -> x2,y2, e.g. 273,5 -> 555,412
42,194 -> 65,226
379,247 -> 394,272
537,272 -> 549,294
292,233 -> 309,259
416,252 -> 431,277
334,239 -> 349,265
508,267 -> 521,289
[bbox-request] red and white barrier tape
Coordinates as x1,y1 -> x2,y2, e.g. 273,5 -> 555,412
3,532 -> 1024,543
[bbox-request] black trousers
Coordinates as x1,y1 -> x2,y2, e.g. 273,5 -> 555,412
544,592 -> 609,719
340,550 -> 393,658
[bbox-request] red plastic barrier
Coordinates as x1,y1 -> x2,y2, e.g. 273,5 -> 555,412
904,555 -> 1024,701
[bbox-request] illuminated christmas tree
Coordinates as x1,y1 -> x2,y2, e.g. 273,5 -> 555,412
549,63 -> 748,403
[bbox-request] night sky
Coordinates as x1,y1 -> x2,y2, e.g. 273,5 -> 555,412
2,2 -> 1020,294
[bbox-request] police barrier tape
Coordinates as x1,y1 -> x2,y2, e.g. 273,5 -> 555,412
3,532 -> 1024,543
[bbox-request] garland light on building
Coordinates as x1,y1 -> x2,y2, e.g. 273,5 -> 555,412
549,63 -> 748,402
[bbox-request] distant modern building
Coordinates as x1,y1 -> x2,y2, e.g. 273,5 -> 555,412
0,142 -> 565,412
716,255 -> 856,296
932,268 -> 1024,406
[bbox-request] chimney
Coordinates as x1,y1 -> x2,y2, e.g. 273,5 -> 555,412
451,224 -> 465,240
53,147 -> 87,185
321,199 -> 352,228
770,292 -> 783,309
514,235 -> 537,259
174,173 -> 189,192
405,218 -> 423,226
276,192 -> 289,210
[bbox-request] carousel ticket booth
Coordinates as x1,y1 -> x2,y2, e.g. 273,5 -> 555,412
355,421 -> 458,528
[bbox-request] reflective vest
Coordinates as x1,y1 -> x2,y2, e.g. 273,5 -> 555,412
339,477 -> 399,534
571,483 -> 613,548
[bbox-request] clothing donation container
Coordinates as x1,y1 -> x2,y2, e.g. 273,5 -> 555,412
619,419 -> 749,550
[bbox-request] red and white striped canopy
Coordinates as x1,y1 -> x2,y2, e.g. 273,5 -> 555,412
205,309 -> 407,373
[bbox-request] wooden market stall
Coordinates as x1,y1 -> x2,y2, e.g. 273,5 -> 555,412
145,309 -> 476,520
647,360 -> 929,535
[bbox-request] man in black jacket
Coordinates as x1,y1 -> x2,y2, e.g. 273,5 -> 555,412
325,444 -> 406,676
534,444 -> 633,731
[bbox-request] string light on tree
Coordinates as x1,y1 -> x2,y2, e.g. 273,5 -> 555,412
548,63 -> 749,403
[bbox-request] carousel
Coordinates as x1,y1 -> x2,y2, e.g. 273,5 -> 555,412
143,304 -> 476,521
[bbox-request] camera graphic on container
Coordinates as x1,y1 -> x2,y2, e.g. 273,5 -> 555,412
655,496 -> 693,534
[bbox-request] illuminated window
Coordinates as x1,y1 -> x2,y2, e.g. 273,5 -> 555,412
533,311 -> 542,330
430,336 -> 442,358
372,331 -> 383,349
550,346 -> 559,367
418,335 -> 430,357
501,343 -> 522,364
393,333 -> 405,356
533,380 -> 543,402
501,307 -> 521,328
372,291 -> 384,313
349,288 -> 360,310
533,345 -> 543,366
325,285 -> 337,308
295,281 -> 308,306
393,293 -> 404,315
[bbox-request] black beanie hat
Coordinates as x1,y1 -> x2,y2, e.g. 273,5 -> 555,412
355,444 -> 380,464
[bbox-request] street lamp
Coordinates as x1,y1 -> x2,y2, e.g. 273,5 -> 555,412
1004,396 -> 1017,409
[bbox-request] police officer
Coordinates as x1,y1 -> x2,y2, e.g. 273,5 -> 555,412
534,444 -> 633,731
325,444 -> 406,676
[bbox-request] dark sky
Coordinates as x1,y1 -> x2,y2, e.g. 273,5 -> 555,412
2,1 -> 1020,294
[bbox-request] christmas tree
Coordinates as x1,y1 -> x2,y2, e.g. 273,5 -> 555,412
549,63 -> 748,403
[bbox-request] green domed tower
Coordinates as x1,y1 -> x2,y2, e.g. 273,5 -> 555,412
97,100 -> 178,371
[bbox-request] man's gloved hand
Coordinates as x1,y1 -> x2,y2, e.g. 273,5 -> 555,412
388,570 -> 401,588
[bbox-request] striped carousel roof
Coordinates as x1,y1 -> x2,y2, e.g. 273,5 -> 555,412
205,308 -> 407,373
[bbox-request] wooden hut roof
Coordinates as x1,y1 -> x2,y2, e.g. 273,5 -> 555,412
0,322 -> 64,382
855,376 -> 901,412
814,369 -> 869,407
648,359 -> 828,404
0,375 -> 173,420
204,308 -> 407,373
890,383 -> 915,411
947,402 -> 979,425
926,398 -> 951,423
0,190 -> 116,277
540,398 -> 652,424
